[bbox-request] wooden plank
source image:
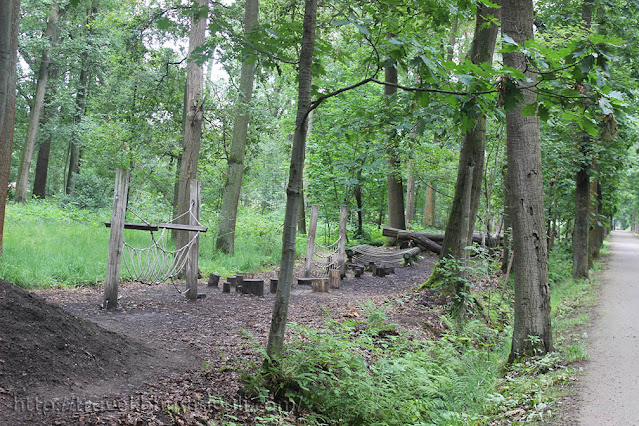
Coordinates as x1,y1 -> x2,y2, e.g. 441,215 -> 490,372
158,222 -> 208,232
103,168 -> 129,311
105,221 -> 159,232
185,179 -> 201,300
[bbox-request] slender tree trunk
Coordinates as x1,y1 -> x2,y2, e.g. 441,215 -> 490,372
405,161 -> 416,227
14,1 -> 58,203
32,142 -> 50,198
424,181 -> 435,227
32,66 -> 59,199
176,0 -> 207,253
0,0 -> 20,254
384,64 -> 405,235
440,2 -> 500,261
573,0 -> 594,277
503,0 -> 553,362
573,163 -> 590,278
215,0 -> 259,253
266,0 -> 317,362
354,168 -> 363,236
297,189 -> 306,234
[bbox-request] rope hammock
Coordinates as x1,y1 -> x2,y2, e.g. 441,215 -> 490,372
309,234 -> 343,276
122,201 -> 203,285
349,244 -> 419,266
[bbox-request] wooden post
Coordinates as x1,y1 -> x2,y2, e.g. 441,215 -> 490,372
338,205 -> 347,278
208,273 -> 220,287
270,278 -> 278,294
103,168 -> 129,311
185,179 -> 201,300
329,269 -> 340,289
304,204 -> 319,277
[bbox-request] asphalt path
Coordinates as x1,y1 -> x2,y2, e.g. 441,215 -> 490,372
578,231 -> 639,425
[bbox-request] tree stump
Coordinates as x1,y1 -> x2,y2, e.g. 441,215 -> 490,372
208,273 -> 220,287
270,279 -> 278,294
354,267 -> 364,278
329,269 -> 340,289
242,279 -> 264,296
222,282 -> 231,293
312,278 -> 329,293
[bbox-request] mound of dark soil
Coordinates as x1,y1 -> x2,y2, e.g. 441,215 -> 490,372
0,279 -> 178,401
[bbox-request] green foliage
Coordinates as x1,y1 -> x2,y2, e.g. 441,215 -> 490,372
246,306 -> 505,425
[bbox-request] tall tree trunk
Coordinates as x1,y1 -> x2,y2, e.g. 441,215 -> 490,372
0,0 -> 16,132
503,0 -> 553,362
501,165 -> 511,272
405,161 -> 416,227
440,2 -> 500,261
215,0 -> 259,253
176,0 -> 207,253
32,66 -> 59,199
66,0 -> 98,194
424,181 -> 435,226
573,0 -> 594,277
14,1 -> 58,203
266,0 -> 317,362
384,64 -> 405,236
297,189 -> 306,234
0,0 -> 20,254
573,161 -> 590,278
354,168 -> 364,236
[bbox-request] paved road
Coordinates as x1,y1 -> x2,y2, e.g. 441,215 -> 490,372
578,231 -> 639,425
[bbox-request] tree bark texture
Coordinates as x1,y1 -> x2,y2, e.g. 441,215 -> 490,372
424,181 -> 435,227
266,0 -> 317,361
503,0 -> 553,362
405,161 -> 416,227
32,66 -> 59,199
573,165 -> 590,278
573,0 -> 594,276
384,64 -> 405,236
215,0 -> 259,253
176,0 -> 207,253
0,0 -> 20,255
15,1 -> 58,203
440,1 -> 500,261
0,0 -> 15,132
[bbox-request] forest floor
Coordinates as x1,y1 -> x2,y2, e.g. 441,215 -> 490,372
0,252 -> 447,425
561,230 -> 639,425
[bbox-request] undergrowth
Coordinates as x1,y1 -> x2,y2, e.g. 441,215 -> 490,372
244,306 -> 507,425
240,243 -> 603,425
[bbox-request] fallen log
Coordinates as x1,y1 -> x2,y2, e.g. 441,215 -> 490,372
383,227 -> 501,248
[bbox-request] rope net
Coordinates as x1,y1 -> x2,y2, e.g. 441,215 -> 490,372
309,234 -> 343,276
122,202 -> 202,285
349,244 -> 418,266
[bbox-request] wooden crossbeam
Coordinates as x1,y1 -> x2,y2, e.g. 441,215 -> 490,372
105,222 -> 159,231
158,222 -> 208,232
104,221 -> 208,233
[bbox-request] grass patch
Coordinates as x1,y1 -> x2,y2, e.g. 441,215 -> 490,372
0,201 -> 290,288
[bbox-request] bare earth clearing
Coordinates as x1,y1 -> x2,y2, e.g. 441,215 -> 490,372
0,254 -> 446,425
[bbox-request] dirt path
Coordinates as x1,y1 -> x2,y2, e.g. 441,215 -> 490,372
578,231 -> 639,425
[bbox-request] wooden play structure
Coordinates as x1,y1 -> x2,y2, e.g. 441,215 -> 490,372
102,168 -> 207,310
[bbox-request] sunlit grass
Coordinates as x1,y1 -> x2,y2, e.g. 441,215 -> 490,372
0,201 -> 289,288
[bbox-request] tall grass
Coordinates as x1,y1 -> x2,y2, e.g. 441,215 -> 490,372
0,201 -> 290,288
